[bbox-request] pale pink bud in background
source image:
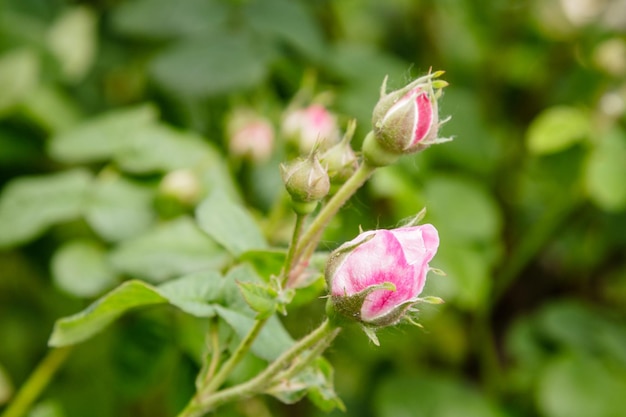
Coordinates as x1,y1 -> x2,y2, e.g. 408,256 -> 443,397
282,104 -> 341,153
227,112 -> 275,163
325,224 -> 439,327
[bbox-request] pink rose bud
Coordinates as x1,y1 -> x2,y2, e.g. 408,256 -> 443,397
227,111 -> 275,163
363,72 -> 450,165
325,224 -> 439,328
280,152 -> 330,212
282,104 -> 341,154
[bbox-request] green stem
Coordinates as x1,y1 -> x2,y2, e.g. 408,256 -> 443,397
292,162 -> 376,266
177,318 -> 271,417
201,320 -> 221,387
272,324 -> 340,384
281,212 -> 306,287
194,319 -> 340,415
1,347 -> 73,417
203,317 -> 269,395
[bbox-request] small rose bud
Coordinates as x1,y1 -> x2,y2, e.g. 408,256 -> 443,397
280,152 -> 330,207
325,224 -> 439,327
319,119 -> 358,184
227,111 -> 275,163
367,72 -> 450,161
282,104 -> 341,154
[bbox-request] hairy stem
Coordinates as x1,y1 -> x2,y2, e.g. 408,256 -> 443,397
281,212 -> 307,287
201,320 -> 221,387
1,347 -> 73,417
199,319 -> 339,413
203,317 -> 269,395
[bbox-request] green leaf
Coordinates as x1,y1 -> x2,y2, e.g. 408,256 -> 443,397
112,0 -> 229,40
48,280 -> 169,347
158,270 -> 223,318
85,172 -> 155,242
221,264 -> 266,313
49,270 -> 232,347
0,48 -> 39,116
375,373 -> 505,417
20,85 -> 82,133
47,6 -> 97,82
109,216 -> 230,283
584,128 -> 626,211
427,243 -> 493,310
150,32 -> 272,97
0,169 -> 92,248
237,281 -> 278,319
526,106 -> 590,155
239,249 -> 286,281
306,358 -> 345,412
537,353 -> 626,417
424,175 -> 503,243
267,357 -> 344,412
196,190 -> 267,257
243,0 -> 326,60
113,124 -> 218,174
48,105 -> 157,163
51,239 -> 118,298
214,305 -> 293,361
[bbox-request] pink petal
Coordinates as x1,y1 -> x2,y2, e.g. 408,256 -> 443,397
332,230 -> 420,320
390,225 -> 439,266
412,92 -> 433,145
332,230 -> 407,295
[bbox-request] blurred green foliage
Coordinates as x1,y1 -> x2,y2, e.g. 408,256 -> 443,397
1,0 -> 626,416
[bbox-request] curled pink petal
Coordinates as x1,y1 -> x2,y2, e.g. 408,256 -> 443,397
326,224 -> 440,325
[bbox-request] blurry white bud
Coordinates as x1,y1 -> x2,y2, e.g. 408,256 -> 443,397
160,169 -> 201,204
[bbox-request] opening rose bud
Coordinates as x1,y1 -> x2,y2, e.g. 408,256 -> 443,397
366,72 -> 450,162
325,224 -> 439,327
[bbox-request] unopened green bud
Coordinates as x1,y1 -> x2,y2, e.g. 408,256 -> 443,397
280,152 -> 330,205
320,119 -> 358,184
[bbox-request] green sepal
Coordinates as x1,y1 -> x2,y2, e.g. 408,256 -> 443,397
330,281 -> 396,322
361,130 -> 400,167
429,267 -> 447,276
361,325 -> 380,346
419,296 -> 445,305
400,207 -> 427,227
236,281 -> 278,319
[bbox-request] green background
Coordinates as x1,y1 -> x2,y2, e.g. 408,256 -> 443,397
1,0 -> 626,416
